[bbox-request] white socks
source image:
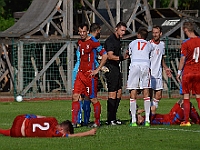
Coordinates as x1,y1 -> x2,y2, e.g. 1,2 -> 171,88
130,99 -> 137,123
153,98 -> 160,108
144,97 -> 151,122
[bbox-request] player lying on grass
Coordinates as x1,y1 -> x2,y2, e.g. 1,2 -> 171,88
0,114 -> 96,137
134,99 -> 200,125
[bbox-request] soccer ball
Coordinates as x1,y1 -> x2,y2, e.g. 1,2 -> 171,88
16,95 -> 23,102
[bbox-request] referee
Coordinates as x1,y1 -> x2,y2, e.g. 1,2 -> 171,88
104,22 -> 127,125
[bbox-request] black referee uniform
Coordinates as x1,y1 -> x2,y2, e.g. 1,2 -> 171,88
104,33 -> 123,124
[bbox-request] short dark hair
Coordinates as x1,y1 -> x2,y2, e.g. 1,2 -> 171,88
138,27 -> 148,39
78,23 -> 89,31
183,21 -> 194,32
153,25 -> 162,32
60,120 -> 74,134
90,23 -> 101,33
116,21 -> 127,28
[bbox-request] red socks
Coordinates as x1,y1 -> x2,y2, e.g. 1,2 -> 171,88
93,101 -> 101,125
190,106 -> 200,124
0,129 -> 10,136
183,99 -> 190,122
71,101 -> 80,124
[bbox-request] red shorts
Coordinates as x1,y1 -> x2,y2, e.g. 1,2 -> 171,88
73,71 -> 98,99
10,115 -> 25,137
182,72 -> 200,94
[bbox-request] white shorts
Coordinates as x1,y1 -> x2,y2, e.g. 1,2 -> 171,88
151,77 -> 163,90
127,64 -> 151,89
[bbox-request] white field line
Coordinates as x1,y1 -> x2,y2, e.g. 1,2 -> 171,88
139,127 -> 200,133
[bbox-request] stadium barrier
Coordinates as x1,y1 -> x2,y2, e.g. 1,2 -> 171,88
10,38 -> 181,100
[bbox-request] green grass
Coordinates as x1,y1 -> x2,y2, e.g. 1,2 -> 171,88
0,98 -> 200,150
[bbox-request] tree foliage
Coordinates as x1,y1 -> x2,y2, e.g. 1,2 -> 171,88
0,0 -> 5,15
0,0 -> 32,31
148,0 -> 200,10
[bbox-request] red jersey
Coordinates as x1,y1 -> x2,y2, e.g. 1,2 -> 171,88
151,103 -> 184,125
181,37 -> 200,94
78,38 -> 101,73
181,37 -> 200,73
24,117 -> 65,137
10,115 -> 67,137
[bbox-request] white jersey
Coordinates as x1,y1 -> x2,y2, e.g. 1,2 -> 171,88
129,39 -> 153,67
149,40 -> 165,78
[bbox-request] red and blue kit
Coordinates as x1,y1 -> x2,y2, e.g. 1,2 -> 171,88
73,37 -> 106,98
181,37 -> 200,94
151,102 -> 200,125
10,114 -> 67,137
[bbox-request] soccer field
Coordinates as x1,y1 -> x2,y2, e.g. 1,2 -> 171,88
0,98 -> 200,150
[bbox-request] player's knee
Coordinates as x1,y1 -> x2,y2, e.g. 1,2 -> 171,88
90,98 -> 98,104
72,94 -> 80,102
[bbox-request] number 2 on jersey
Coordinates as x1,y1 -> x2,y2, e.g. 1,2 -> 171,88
138,42 -> 147,50
32,122 -> 50,132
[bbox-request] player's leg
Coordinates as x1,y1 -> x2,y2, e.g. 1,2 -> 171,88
180,93 -> 191,126
151,77 -> 163,108
115,88 -> 122,125
72,72 -> 89,127
105,67 -> 120,125
82,96 -> 91,125
127,65 -> 140,126
192,73 -> 200,111
141,65 -> 151,126
77,95 -> 83,125
129,89 -> 137,126
72,93 -> 81,127
90,98 -> 101,127
114,72 -> 123,125
153,90 -> 162,108
107,91 -> 117,125
189,102 -> 200,124
0,129 -> 10,136
143,89 -> 151,126
88,75 -> 101,127
180,74 -> 192,126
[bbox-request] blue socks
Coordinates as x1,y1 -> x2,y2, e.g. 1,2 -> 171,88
82,100 -> 91,125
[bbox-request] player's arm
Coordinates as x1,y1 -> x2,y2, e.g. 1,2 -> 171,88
95,50 -> 107,72
176,56 -> 185,82
36,115 -> 46,118
161,56 -> 172,77
91,45 -> 107,76
68,128 -> 97,137
106,39 -> 125,61
107,51 -> 121,61
137,109 -> 145,114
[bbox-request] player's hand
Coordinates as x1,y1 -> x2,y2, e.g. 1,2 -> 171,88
125,49 -> 129,59
137,109 -> 144,114
89,69 -> 98,77
89,128 -> 97,135
165,68 -> 172,77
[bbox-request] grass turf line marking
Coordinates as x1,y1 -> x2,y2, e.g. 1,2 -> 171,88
140,127 -> 200,133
